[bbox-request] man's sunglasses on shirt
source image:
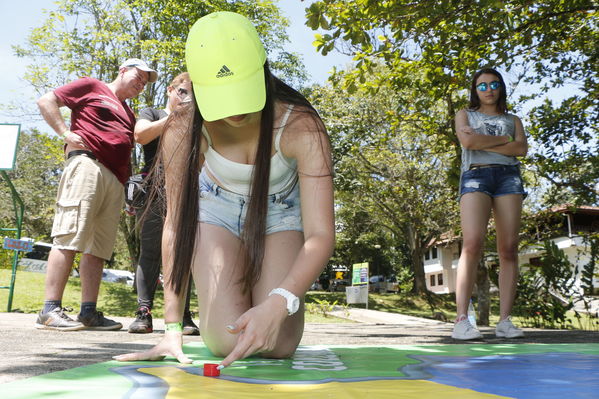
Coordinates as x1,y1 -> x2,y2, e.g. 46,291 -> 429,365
176,88 -> 189,98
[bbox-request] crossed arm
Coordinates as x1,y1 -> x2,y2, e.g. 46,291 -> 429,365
455,109 -> 528,157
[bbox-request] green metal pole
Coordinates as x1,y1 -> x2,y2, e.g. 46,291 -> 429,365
7,251 -> 20,311
1,171 -> 24,312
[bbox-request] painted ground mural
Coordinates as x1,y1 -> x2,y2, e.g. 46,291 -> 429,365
3,343 -> 598,398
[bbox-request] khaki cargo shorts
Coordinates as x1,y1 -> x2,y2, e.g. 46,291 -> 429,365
51,155 -> 124,260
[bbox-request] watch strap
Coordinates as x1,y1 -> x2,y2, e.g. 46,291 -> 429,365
269,288 -> 299,315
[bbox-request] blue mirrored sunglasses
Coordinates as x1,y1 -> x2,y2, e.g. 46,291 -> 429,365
476,81 -> 501,91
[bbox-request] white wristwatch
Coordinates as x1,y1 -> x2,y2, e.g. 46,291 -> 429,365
269,288 -> 300,316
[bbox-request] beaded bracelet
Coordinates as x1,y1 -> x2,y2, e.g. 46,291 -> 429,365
165,322 -> 183,332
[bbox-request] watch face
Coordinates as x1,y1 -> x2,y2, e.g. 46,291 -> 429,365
290,297 -> 300,314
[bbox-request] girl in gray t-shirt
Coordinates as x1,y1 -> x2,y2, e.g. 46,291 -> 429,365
452,68 -> 528,341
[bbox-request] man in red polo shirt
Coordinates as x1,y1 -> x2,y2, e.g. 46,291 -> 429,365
35,59 -> 158,331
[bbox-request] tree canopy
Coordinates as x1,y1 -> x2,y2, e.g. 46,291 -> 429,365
307,0 -> 598,205
310,65 -> 458,292
0,130 -> 63,241
6,0 -> 307,269
14,0 -> 307,111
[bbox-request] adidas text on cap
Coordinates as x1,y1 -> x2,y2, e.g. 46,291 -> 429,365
185,12 -> 266,122
119,58 -> 158,83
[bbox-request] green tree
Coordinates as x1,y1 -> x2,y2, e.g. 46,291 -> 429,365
527,97 -> 598,205
310,67 -> 458,293
12,0 -> 306,269
0,130 -> 63,242
306,0 -> 598,205
15,0 -> 306,108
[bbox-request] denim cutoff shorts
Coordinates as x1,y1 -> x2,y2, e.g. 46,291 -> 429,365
459,164 -> 527,198
198,170 -> 303,238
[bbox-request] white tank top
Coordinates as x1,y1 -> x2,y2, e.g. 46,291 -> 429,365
201,105 -> 298,196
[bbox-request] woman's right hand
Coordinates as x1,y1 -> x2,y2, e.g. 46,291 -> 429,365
112,331 -> 192,363
220,295 -> 290,368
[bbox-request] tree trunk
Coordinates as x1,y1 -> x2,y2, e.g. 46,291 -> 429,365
407,226 -> 427,293
411,249 -> 427,293
476,260 -> 490,326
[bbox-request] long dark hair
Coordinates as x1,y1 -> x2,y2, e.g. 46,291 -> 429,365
161,61 -> 328,295
468,67 -> 508,114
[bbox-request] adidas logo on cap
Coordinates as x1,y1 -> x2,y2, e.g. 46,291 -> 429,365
216,65 -> 233,78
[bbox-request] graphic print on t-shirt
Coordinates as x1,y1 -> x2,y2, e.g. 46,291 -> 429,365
98,94 -> 120,111
483,122 -> 502,136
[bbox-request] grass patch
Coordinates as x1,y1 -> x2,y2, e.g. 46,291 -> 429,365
6,269 -> 594,329
0,269 -> 171,318
306,290 -> 599,330
0,270 -> 350,323
306,290 -> 459,321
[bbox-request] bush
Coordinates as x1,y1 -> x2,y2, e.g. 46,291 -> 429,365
514,240 -> 590,329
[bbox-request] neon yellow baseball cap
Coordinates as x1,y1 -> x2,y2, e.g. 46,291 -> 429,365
185,12 -> 266,122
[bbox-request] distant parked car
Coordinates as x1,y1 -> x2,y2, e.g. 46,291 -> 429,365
319,276 -> 330,291
102,269 -> 134,286
369,275 -> 399,293
328,279 -> 350,292
23,242 -> 52,261
369,275 -> 385,293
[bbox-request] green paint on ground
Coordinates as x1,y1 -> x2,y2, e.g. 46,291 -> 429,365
3,343 -> 598,399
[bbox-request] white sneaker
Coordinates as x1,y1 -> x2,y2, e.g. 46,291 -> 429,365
496,317 -> 524,338
452,318 -> 483,340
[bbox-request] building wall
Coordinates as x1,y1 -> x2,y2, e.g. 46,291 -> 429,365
425,235 -> 596,295
424,245 -> 459,294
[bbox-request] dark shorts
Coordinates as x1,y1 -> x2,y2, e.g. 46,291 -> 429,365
460,165 -> 527,198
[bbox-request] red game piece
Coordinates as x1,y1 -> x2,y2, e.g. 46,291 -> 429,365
203,363 -> 220,377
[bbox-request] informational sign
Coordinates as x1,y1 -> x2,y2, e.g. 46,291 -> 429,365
19,258 -> 48,273
3,237 -> 33,252
346,285 -> 368,304
0,124 -> 21,170
332,265 -> 349,271
352,262 -> 369,285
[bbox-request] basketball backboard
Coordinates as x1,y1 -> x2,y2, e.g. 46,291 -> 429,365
0,124 -> 21,170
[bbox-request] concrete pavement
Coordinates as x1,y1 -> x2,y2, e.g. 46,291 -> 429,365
1,309 -> 597,384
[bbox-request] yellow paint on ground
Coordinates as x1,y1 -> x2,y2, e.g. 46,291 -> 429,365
139,366 -> 512,399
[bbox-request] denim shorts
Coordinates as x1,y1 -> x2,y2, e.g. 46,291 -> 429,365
198,171 -> 303,238
459,164 -> 527,198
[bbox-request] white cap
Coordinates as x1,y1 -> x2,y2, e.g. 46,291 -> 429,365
119,58 -> 158,83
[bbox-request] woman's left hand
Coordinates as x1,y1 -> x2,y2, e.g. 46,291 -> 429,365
220,297 -> 288,368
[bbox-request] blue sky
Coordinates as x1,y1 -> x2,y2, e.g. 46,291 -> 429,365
0,0 -> 352,132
